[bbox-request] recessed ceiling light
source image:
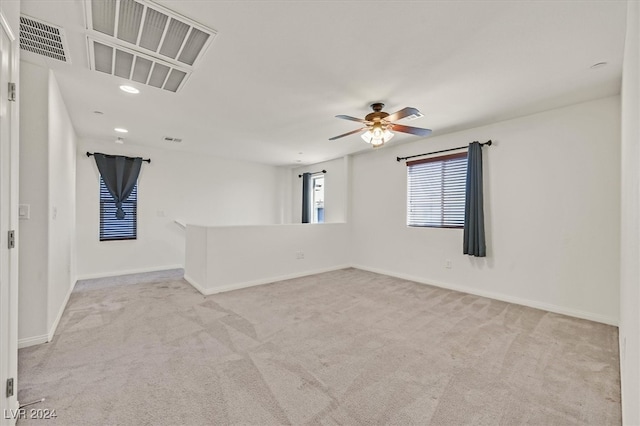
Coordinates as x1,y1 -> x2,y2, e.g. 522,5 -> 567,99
119,85 -> 139,94
114,128 -> 128,133
590,62 -> 608,69
115,137 -> 124,144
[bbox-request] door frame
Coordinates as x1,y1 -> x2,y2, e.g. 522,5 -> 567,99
0,10 -> 19,425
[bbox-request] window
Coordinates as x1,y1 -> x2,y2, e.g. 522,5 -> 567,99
407,152 -> 467,228
99,177 -> 137,241
312,174 -> 324,223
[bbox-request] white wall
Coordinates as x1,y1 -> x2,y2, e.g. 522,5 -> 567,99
350,96 -> 621,325
185,223 -> 349,294
76,141 -> 283,279
619,1 -> 640,424
276,166 -> 293,224
47,70 -> 76,336
18,63 -> 77,346
291,156 -> 350,223
18,61 -> 48,343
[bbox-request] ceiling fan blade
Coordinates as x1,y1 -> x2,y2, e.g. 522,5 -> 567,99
336,115 -> 370,124
385,107 -> 421,122
329,127 -> 367,141
390,124 -> 432,137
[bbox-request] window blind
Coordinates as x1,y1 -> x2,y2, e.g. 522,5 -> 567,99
407,152 -> 467,228
100,177 -> 137,241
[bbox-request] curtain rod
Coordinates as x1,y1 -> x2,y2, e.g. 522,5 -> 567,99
396,140 -> 492,162
86,152 -> 151,163
298,169 -> 326,178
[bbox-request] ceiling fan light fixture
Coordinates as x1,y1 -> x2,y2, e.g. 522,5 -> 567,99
331,103 -> 429,146
361,125 -> 394,147
371,139 -> 385,148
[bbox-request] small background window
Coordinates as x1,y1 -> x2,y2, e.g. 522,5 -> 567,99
407,152 -> 467,228
100,177 -> 137,241
312,174 -> 324,223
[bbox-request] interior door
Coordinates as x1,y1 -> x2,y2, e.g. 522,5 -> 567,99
0,12 -> 19,425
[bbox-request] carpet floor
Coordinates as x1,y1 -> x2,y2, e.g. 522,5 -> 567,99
18,268 -> 620,425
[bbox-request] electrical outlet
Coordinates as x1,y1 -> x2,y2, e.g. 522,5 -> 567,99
295,252 -> 304,260
445,259 -> 452,269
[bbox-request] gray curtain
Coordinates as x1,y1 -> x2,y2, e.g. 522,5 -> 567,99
94,153 -> 143,219
301,172 -> 312,223
463,142 -> 486,257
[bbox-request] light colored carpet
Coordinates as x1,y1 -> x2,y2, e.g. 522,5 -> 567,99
18,268 -> 620,425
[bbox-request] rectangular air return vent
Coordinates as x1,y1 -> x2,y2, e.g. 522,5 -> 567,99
19,15 -> 70,63
405,112 -> 424,121
85,0 -> 216,68
88,38 -> 190,92
163,136 -> 182,143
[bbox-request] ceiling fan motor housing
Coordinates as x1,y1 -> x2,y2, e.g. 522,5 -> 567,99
365,103 -> 389,122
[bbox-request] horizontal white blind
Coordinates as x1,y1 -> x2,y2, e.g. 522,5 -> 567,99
407,154 -> 467,227
100,177 -> 137,241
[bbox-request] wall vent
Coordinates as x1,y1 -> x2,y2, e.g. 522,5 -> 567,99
19,15 -> 71,63
405,112 -> 424,121
163,136 -> 182,143
85,0 -> 216,69
88,38 -> 190,92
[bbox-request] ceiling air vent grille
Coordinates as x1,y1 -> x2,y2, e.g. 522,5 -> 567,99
163,136 -> 182,143
89,38 -> 189,92
86,0 -> 216,68
19,15 -> 70,63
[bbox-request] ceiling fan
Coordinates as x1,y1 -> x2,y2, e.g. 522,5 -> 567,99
329,102 -> 432,148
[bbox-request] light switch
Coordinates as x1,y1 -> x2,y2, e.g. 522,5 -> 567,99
18,204 -> 30,220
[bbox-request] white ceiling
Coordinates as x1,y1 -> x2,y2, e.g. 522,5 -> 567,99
20,0 -> 627,166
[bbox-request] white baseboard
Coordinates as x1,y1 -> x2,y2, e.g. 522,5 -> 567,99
18,334 -> 48,349
351,264 -> 618,326
76,264 -> 183,281
47,278 -> 76,342
183,273 -> 207,295
18,278 -> 77,349
184,265 -> 351,296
